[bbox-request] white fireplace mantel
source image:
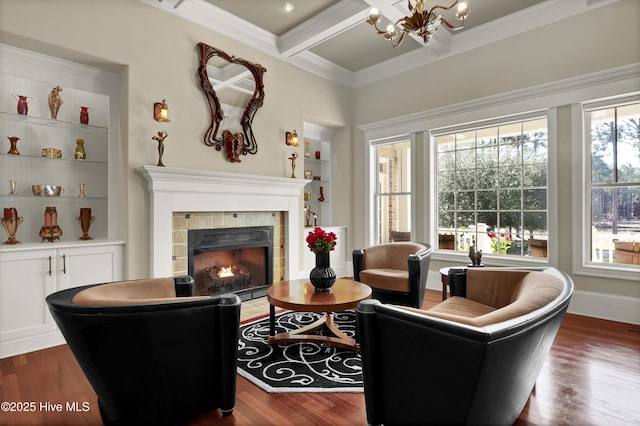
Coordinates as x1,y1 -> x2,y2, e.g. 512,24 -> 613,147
137,165 -> 309,279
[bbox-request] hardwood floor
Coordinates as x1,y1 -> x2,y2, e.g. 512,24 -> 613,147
1,289 -> 639,425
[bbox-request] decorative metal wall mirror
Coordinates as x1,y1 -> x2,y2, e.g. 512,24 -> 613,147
197,42 -> 267,162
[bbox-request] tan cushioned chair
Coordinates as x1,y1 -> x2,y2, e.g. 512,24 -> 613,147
353,242 -> 432,308
401,268 -> 563,327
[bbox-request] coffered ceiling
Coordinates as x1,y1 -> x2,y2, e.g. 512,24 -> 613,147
143,0 -> 619,87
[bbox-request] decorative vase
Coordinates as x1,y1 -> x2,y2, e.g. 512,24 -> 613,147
12,94 -> 32,115
7,136 -> 20,155
309,251 -> 336,292
77,105 -> 93,124
39,206 -> 63,242
1,207 -> 23,244
78,183 -> 86,198
9,179 -> 17,196
304,140 -> 310,158
77,207 -> 95,240
318,186 -> 325,202
315,150 -> 321,160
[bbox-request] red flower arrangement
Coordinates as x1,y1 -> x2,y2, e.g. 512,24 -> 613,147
306,226 -> 337,253
488,232 -> 513,253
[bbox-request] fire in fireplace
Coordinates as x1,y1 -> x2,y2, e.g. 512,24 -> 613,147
188,226 -> 274,301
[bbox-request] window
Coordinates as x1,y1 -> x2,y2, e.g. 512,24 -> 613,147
374,140 -> 411,244
435,117 -> 549,258
586,100 -> 640,266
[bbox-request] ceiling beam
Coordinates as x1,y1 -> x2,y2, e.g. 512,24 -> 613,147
278,0 -> 371,58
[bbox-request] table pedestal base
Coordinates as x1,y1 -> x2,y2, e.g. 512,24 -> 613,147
268,306 -> 359,351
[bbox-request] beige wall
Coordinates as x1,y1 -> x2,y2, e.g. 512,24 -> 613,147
0,0 -> 354,279
352,0 -> 640,299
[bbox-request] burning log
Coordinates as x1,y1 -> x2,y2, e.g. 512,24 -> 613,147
202,264 -> 250,294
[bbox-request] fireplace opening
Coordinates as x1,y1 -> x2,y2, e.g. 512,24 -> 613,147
188,226 -> 273,301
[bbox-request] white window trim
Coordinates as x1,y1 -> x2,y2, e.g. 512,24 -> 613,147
360,63 -> 640,276
364,134 -> 415,247
571,95 -> 640,281
428,109 -> 558,267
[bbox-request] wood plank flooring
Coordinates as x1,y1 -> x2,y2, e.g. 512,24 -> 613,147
1,289 -> 639,425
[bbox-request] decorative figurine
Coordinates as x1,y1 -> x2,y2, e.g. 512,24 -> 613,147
48,86 -> 63,120
288,152 -> 299,178
468,245 -> 483,267
152,130 -> 168,167
75,139 -> 86,160
223,130 -> 243,163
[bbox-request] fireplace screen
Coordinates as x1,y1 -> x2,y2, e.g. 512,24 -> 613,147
188,226 -> 273,300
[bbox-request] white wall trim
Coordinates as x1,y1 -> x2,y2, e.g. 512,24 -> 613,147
359,64 -> 640,140
566,290 -> 640,325
136,165 -> 309,280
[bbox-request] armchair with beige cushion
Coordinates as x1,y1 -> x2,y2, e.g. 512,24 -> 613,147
356,267 -> 573,426
46,276 -> 241,426
353,242 -> 432,308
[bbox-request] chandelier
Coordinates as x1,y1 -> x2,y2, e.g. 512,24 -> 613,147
366,0 -> 470,48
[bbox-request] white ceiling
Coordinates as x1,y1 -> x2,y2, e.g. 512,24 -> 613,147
143,0 -> 619,87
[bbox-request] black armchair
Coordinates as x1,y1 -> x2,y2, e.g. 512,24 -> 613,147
46,276 -> 241,425
353,242 -> 432,308
356,267 -> 573,426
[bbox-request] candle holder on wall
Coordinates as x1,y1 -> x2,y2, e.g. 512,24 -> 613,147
154,99 -> 170,122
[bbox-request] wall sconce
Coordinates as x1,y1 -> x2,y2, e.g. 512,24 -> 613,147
285,130 -> 298,146
153,99 -> 170,122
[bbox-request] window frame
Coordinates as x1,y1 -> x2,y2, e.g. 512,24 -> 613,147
572,94 -> 640,281
365,135 -> 416,246
427,110 -> 558,266
359,64 -> 639,278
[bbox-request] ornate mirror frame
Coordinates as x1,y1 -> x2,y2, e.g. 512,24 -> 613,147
197,42 -> 267,162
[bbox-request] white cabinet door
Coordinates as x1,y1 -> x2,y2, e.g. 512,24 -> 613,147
0,249 -> 58,357
57,244 -> 123,289
0,242 -> 124,357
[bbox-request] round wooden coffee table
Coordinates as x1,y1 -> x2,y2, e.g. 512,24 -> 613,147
267,278 -> 372,351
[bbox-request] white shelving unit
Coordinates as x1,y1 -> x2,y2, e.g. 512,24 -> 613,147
0,44 -> 124,357
303,138 -> 331,227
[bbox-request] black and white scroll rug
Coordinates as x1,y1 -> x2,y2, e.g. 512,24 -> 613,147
237,311 -> 363,393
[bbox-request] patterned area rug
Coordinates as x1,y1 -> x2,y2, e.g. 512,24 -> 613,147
237,310 -> 363,393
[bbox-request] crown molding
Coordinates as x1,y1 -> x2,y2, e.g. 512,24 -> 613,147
359,63 -> 640,140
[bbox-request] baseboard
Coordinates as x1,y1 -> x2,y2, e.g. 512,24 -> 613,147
0,331 -> 65,359
426,270 -> 640,325
567,290 -> 640,325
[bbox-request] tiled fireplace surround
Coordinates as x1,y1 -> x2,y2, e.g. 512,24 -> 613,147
137,166 -> 309,281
